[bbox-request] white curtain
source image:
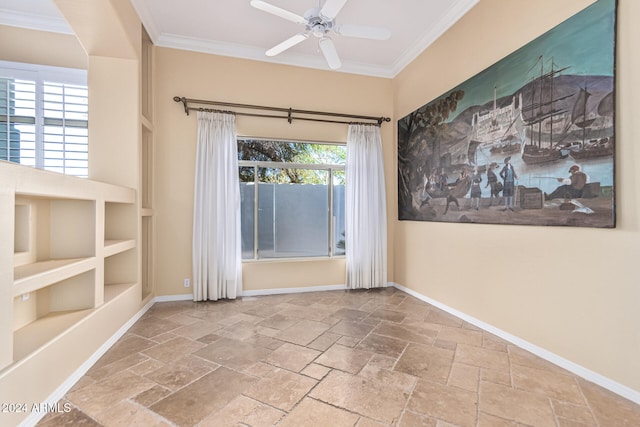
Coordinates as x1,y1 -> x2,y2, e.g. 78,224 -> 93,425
192,111 -> 242,301
345,124 -> 387,289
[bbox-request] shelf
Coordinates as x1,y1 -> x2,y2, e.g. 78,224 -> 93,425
105,283 -> 136,303
140,207 -> 155,217
0,161 -> 135,203
13,309 -> 93,361
104,239 -> 136,257
13,257 -> 97,296
12,281 -> 135,363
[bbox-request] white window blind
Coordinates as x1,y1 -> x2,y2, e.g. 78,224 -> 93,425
0,61 -> 88,177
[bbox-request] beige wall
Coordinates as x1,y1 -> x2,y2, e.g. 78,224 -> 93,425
393,0 -> 640,394
0,25 -> 86,69
153,48 -> 394,295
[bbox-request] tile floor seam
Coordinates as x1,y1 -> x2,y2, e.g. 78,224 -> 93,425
444,342 -> 457,387
125,358 -> 163,379
350,320 -> 378,352
235,393 -> 289,421
548,383 -> 589,426
303,395 -> 375,426
152,362 -> 218,394
471,346 -> 482,427
396,369 -> 420,427
261,356 -> 320,377
388,345 -> 403,372
125,396 -> 178,427
547,396 -> 563,427
509,360 -> 594,420
507,344 -> 515,389
313,350 -> 375,376
476,369 -> 486,427
574,377 -> 602,427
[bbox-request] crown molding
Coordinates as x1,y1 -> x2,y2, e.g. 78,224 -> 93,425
0,7 -> 72,34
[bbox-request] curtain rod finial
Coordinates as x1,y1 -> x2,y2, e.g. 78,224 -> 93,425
174,96 -> 190,115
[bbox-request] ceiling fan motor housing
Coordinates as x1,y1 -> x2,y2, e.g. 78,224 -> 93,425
305,7 -> 333,37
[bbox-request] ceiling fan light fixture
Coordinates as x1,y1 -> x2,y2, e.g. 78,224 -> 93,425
311,23 -> 327,38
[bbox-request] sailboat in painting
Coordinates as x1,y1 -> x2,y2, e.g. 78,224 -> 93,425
567,85 -> 614,160
520,56 -> 573,165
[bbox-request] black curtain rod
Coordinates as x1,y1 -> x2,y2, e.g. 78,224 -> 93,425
173,96 -> 390,126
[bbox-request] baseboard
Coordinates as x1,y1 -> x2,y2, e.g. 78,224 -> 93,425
391,282 -> 640,405
242,284 -> 348,296
157,283 -> 390,299
155,293 -> 193,302
19,297 -> 156,427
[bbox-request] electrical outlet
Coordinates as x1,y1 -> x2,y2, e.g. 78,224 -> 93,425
184,278 -> 190,288
21,293 -> 30,301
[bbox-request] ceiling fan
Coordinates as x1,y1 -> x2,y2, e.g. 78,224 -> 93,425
250,0 -> 391,70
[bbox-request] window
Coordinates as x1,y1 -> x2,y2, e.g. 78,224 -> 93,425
239,138 -> 346,260
0,61 -> 88,177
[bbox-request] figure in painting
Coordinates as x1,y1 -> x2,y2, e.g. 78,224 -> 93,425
545,165 -> 589,200
499,156 -> 518,211
470,166 -> 482,210
419,173 -> 432,207
437,168 -> 449,192
444,169 -> 471,214
485,162 -> 502,206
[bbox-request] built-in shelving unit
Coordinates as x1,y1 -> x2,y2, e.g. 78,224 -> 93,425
0,7 -> 155,426
140,25 -> 155,300
0,160 -> 136,370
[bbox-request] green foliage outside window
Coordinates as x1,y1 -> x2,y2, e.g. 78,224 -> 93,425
238,139 -> 345,184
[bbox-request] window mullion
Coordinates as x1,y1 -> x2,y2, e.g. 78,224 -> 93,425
328,168 -> 334,257
34,78 -> 44,170
253,166 -> 259,260
1,79 -> 7,156
60,84 -> 67,174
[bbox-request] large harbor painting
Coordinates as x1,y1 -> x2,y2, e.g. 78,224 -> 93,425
398,0 -> 616,228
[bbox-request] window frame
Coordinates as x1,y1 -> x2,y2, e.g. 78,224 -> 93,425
0,60 -> 88,177
238,138 -> 346,261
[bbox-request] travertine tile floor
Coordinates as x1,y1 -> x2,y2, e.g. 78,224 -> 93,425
38,287 -> 640,426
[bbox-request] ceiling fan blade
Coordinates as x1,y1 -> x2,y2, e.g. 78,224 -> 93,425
266,33 -> 309,56
319,37 -> 341,69
334,24 -> 391,40
320,0 -> 348,21
250,0 -> 307,24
